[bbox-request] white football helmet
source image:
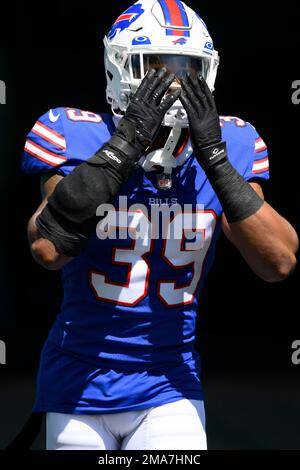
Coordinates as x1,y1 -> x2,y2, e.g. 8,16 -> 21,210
104,0 -> 219,128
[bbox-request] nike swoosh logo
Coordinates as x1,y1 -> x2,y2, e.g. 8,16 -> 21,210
49,109 -> 60,122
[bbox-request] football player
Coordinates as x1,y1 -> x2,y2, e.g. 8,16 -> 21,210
22,0 -> 298,450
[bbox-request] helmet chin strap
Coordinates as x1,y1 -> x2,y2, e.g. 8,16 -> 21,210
139,124 -> 183,190
114,111 -> 185,189
139,124 -> 182,174
162,98 -> 189,128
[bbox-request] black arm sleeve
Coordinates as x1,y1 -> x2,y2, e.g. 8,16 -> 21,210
197,142 -> 264,223
36,153 -> 133,257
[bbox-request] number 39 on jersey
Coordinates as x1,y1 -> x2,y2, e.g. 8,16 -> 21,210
90,209 -> 217,308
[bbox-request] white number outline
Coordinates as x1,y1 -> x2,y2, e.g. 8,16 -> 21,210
66,108 -> 102,123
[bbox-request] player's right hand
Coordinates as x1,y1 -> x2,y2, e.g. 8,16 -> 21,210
90,68 -> 180,183
115,68 -> 180,154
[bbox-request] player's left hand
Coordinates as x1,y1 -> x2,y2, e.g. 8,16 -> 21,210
180,73 -> 222,162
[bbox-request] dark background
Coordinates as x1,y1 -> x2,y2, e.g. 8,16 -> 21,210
0,0 -> 299,450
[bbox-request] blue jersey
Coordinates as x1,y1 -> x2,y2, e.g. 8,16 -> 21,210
22,107 -> 269,414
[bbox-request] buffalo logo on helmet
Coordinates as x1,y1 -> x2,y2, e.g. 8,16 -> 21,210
108,3 -> 145,40
172,37 -> 187,45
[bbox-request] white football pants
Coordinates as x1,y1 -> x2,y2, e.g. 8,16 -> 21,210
46,398 -> 207,450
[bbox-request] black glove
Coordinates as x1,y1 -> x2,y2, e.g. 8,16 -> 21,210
180,73 -> 226,172
180,73 -> 264,224
94,67 -> 180,180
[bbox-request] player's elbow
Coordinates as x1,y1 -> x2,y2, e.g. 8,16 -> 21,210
30,238 -> 68,271
259,251 -> 297,283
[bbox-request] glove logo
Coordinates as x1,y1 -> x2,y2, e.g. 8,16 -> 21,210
210,147 -> 225,161
103,149 -> 122,165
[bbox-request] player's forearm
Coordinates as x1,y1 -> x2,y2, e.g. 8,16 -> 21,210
223,203 -> 298,282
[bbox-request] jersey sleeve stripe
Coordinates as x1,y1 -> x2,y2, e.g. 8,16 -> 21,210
32,122 -> 66,150
252,156 -> 269,174
25,140 -> 67,166
255,137 -> 267,153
